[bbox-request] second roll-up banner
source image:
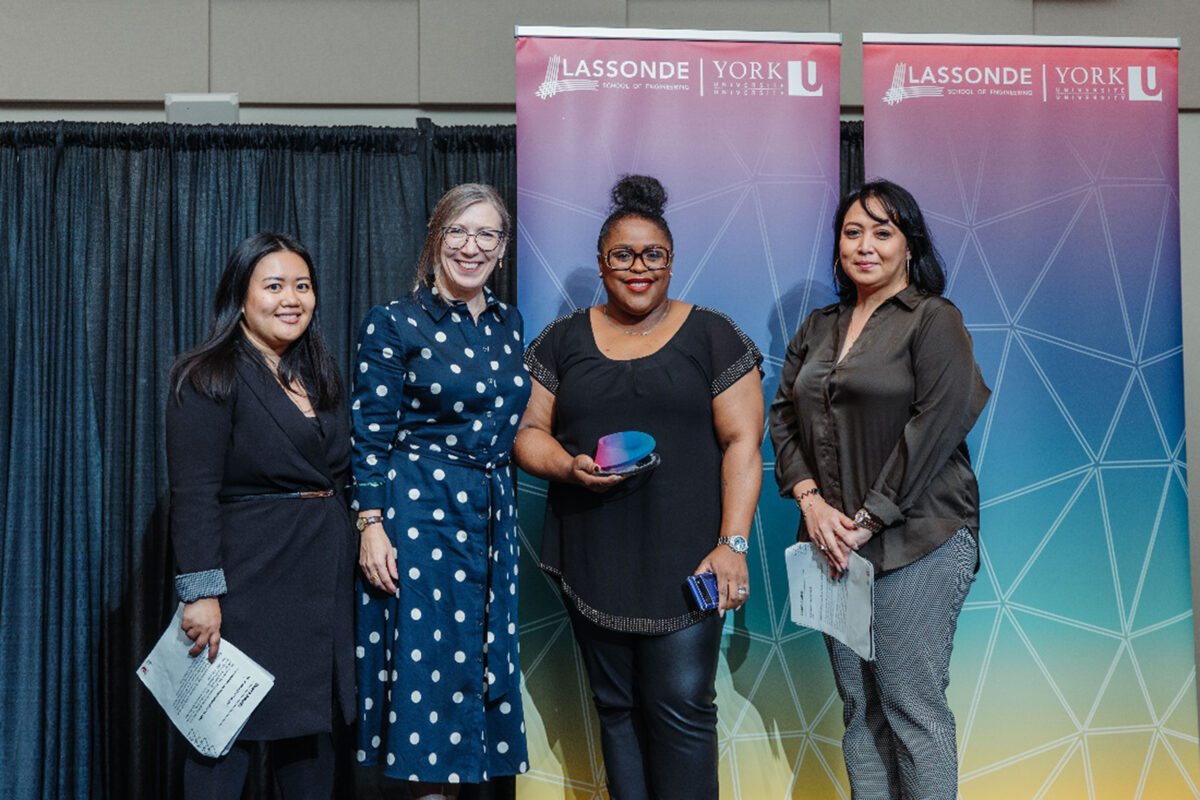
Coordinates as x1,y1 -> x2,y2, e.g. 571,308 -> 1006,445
864,33 -> 1195,799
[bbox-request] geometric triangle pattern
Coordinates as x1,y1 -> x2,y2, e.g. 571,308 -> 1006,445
865,42 -> 1194,798
514,36 -> 1195,800
515,36 -> 849,795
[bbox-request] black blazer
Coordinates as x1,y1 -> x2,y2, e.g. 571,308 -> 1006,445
167,354 -> 355,740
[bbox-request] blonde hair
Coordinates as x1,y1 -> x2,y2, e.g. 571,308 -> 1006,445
414,183 -> 510,291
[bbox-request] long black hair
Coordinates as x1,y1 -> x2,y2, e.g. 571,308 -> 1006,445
833,179 -> 945,303
596,174 -> 674,252
169,232 -> 344,409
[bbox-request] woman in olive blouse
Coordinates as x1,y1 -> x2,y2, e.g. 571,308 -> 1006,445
769,180 -> 989,799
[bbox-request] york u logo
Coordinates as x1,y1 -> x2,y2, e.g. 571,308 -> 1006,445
1128,66 -> 1162,102
788,61 -> 822,97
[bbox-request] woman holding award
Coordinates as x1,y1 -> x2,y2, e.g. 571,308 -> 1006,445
514,174 -> 763,798
769,180 -> 990,799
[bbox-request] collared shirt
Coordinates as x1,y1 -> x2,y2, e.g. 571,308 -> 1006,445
351,283 -> 527,510
768,285 -> 990,573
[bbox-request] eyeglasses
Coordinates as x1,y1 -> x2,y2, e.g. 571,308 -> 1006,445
442,226 -> 505,253
603,246 -> 673,271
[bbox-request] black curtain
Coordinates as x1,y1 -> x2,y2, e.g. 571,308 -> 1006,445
0,120 -> 514,800
0,117 -> 864,800
841,120 -> 865,197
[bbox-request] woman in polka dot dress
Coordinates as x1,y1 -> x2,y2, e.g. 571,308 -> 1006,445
351,184 -> 531,799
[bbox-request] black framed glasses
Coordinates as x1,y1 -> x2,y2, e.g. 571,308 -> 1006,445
442,226 -> 505,253
603,246 -> 673,271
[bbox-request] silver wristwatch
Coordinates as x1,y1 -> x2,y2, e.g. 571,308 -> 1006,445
718,535 -> 749,554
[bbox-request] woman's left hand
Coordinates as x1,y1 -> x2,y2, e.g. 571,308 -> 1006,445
693,546 -> 750,613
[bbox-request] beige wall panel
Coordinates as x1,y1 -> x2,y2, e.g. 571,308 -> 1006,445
0,1 -> 207,101
832,0 -> 1033,106
1035,0 -> 1197,109
627,0 -> 829,32
211,0 -> 419,104
1180,110 -> 1200,724
419,0 -> 625,104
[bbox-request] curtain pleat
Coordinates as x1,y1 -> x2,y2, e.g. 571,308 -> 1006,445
0,120 -> 514,800
841,120 -> 865,197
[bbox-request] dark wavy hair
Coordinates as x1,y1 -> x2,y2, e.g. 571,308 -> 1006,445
169,232 -> 344,409
596,174 -> 673,252
833,179 -> 945,303
414,183 -> 510,291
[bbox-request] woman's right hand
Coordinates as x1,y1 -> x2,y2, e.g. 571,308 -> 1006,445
570,453 -> 626,493
181,597 -> 222,661
360,522 -> 398,595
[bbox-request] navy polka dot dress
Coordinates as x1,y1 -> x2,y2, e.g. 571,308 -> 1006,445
351,284 -> 530,783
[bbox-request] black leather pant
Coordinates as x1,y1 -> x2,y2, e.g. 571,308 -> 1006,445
568,604 -> 722,800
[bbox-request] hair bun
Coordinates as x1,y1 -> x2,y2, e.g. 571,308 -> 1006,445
610,174 -> 667,218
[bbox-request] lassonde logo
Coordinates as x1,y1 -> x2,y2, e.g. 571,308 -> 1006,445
879,60 -> 1163,105
535,55 -> 599,99
882,62 -> 945,105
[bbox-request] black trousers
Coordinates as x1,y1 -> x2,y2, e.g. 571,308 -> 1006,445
568,604 -> 723,800
183,733 -> 334,800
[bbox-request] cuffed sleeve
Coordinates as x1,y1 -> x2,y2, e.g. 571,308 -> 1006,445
167,381 -> 234,577
351,304 -> 407,510
175,568 -> 228,602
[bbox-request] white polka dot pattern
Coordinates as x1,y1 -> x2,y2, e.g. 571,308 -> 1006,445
348,287 -> 530,782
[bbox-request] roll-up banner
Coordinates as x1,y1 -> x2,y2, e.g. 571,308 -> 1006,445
515,26 -> 846,796
864,34 -> 1194,797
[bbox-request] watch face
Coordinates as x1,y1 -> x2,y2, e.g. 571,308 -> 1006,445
729,535 -> 749,553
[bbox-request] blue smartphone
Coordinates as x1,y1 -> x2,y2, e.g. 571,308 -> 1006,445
685,572 -> 720,611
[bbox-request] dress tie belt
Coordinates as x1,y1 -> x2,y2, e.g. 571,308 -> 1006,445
396,440 -> 514,700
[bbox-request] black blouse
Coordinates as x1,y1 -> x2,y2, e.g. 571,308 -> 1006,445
768,286 -> 990,573
525,306 -> 762,633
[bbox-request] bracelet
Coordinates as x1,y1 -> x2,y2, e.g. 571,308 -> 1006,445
853,508 -> 884,534
795,487 -> 821,515
355,515 -> 384,533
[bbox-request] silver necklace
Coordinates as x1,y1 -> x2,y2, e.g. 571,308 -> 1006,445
601,299 -> 671,336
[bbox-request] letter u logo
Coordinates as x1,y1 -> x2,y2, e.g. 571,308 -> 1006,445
788,61 -> 823,97
1128,66 -> 1162,102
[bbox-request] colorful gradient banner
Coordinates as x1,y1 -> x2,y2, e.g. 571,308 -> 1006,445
864,35 -> 1194,799
515,27 -> 845,797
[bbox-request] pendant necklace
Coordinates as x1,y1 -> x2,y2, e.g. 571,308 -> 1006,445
602,299 -> 672,336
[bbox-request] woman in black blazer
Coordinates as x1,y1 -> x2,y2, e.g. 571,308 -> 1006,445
166,232 -> 355,799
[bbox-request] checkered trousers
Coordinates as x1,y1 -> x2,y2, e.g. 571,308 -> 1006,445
826,527 -> 977,800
